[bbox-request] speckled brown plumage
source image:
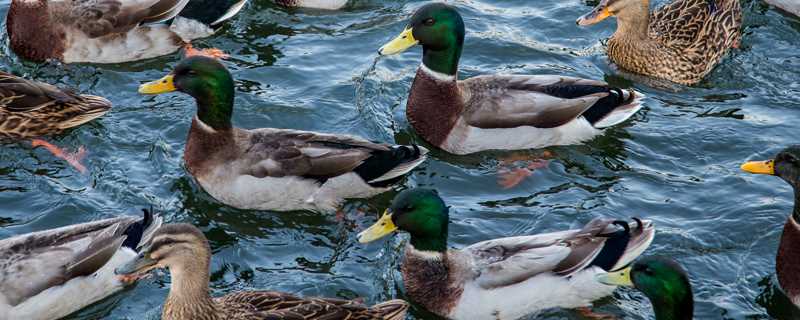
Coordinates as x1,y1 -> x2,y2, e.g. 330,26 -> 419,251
406,69 -> 463,148
605,0 -> 742,85
137,224 -> 409,320
401,249 -> 465,316
0,72 -> 111,139
777,216 -> 800,306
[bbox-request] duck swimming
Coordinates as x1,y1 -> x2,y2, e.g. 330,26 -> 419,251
577,0 -> 742,85
115,223 -> 409,320
358,188 -> 655,320
6,0 -> 246,63
741,146 -> 800,307
378,3 -> 644,156
139,56 -> 428,212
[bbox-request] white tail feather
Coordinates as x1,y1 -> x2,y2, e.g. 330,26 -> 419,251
368,146 -> 429,183
593,90 -> 645,129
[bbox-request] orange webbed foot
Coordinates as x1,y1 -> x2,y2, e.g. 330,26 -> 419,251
576,307 -> 617,320
495,151 -> 553,189
31,139 -> 88,174
183,43 -> 230,59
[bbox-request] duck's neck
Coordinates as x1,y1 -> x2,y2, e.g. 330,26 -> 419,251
775,189 -> 800,305
402,245 -> 463,316
612,0 -> 652,41
195,90 -> 234,131
185,117 -> 235,175
406,66 -> 462,147
421,41 -> 462,77
409,231 -> 448,253
652,295 -> 693,320
163,257 -> 218,320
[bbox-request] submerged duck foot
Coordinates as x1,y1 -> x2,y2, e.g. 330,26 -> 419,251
576,306 -> 617,320
496,152 -> 552,189
183,43 -> 230,59
30,139 -> 88,174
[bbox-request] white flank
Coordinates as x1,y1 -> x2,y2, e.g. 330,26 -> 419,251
63,25 -> 183,64
170,16 -> 216,42
592,90 -> 646,129
420,63 -> 457,82
441,117 -> 601,155
210,0 -> 248,26
2,248 -> 137,320
449,267 -> 616,320
290,0 -> 349,10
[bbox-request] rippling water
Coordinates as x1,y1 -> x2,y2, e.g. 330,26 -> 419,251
1,0 -> 799,319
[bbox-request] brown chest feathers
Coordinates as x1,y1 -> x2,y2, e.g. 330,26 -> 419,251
406,68 -> 464,147
184,119 -> 236,176
777,217 -> 800,305
7,1 -> 66,62
401,249 -> 464,317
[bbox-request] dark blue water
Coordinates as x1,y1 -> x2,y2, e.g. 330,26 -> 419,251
0,0 -> 799,319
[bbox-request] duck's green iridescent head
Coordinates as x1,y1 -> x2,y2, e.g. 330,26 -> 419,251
379,3 -> 465,76
139,56 -> 235,130
358,188 -> 449,252
598,257 -> 694,320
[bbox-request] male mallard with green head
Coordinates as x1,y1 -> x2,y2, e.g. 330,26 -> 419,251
598,257 -> 694,319
139,56 -> 428,212
741,146 -> 800,307
115,223 -> 409,320
358,188 -> 656,320
0,209 -> 162,320
577,0 -> 742,85
6,0 -> 246,63
379,3 -> 644,156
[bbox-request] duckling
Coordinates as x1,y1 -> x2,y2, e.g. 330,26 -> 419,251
741,146 -> 800,307
6,0 -> 246,63
0,209 -> 162,320
139,56 -> 428,212
577,0 -> 742,85
115,223 -> 409,320
358,188 -> 656,320
0,71 -> 112,173
597,257 -> 694,319
379,3 -> 644,156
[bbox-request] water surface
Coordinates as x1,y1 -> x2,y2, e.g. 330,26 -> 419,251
0,0 -> 799,319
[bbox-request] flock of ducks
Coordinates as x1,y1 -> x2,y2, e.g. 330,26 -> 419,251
0,0 -> 796,320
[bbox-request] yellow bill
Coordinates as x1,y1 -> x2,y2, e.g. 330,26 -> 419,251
741,159 -> 775,175
139,74 -> 176,94
358,210 -> 398,243
596,266 -> 634,287
576,1 -> 612,26
379,28 -> 419,56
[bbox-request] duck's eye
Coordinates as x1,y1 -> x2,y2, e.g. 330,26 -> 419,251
403,205 -> 414,211
423,18 -> 435,26
186,70 -> 198,76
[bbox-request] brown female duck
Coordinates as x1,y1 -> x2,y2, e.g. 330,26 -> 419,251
577,0 -> 742,85
116,223 -> 409,320
0,71 -> 112,172
742,146 -> 800,307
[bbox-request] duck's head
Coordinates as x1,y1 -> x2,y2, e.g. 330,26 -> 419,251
379,3 -> 465,76
741,146 -> 800,190
358,188 -> 450,252
598,257 -> 694,318
115,223 -> 211,280
139,56 -> 234,130
576,0 -> 647,26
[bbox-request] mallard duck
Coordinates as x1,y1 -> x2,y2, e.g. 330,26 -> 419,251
378,3 -> 644,156
741,146 -> 800,307
6,0 -> 246,63
115,223 -> 409,320
357,188 -> 656,320
0,209 -> 162,320
138,56 -> 428,212
597,257 -> 694,319
577,0 -> 742,85
0,71 -> 112,172
274,0 -> 348,10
